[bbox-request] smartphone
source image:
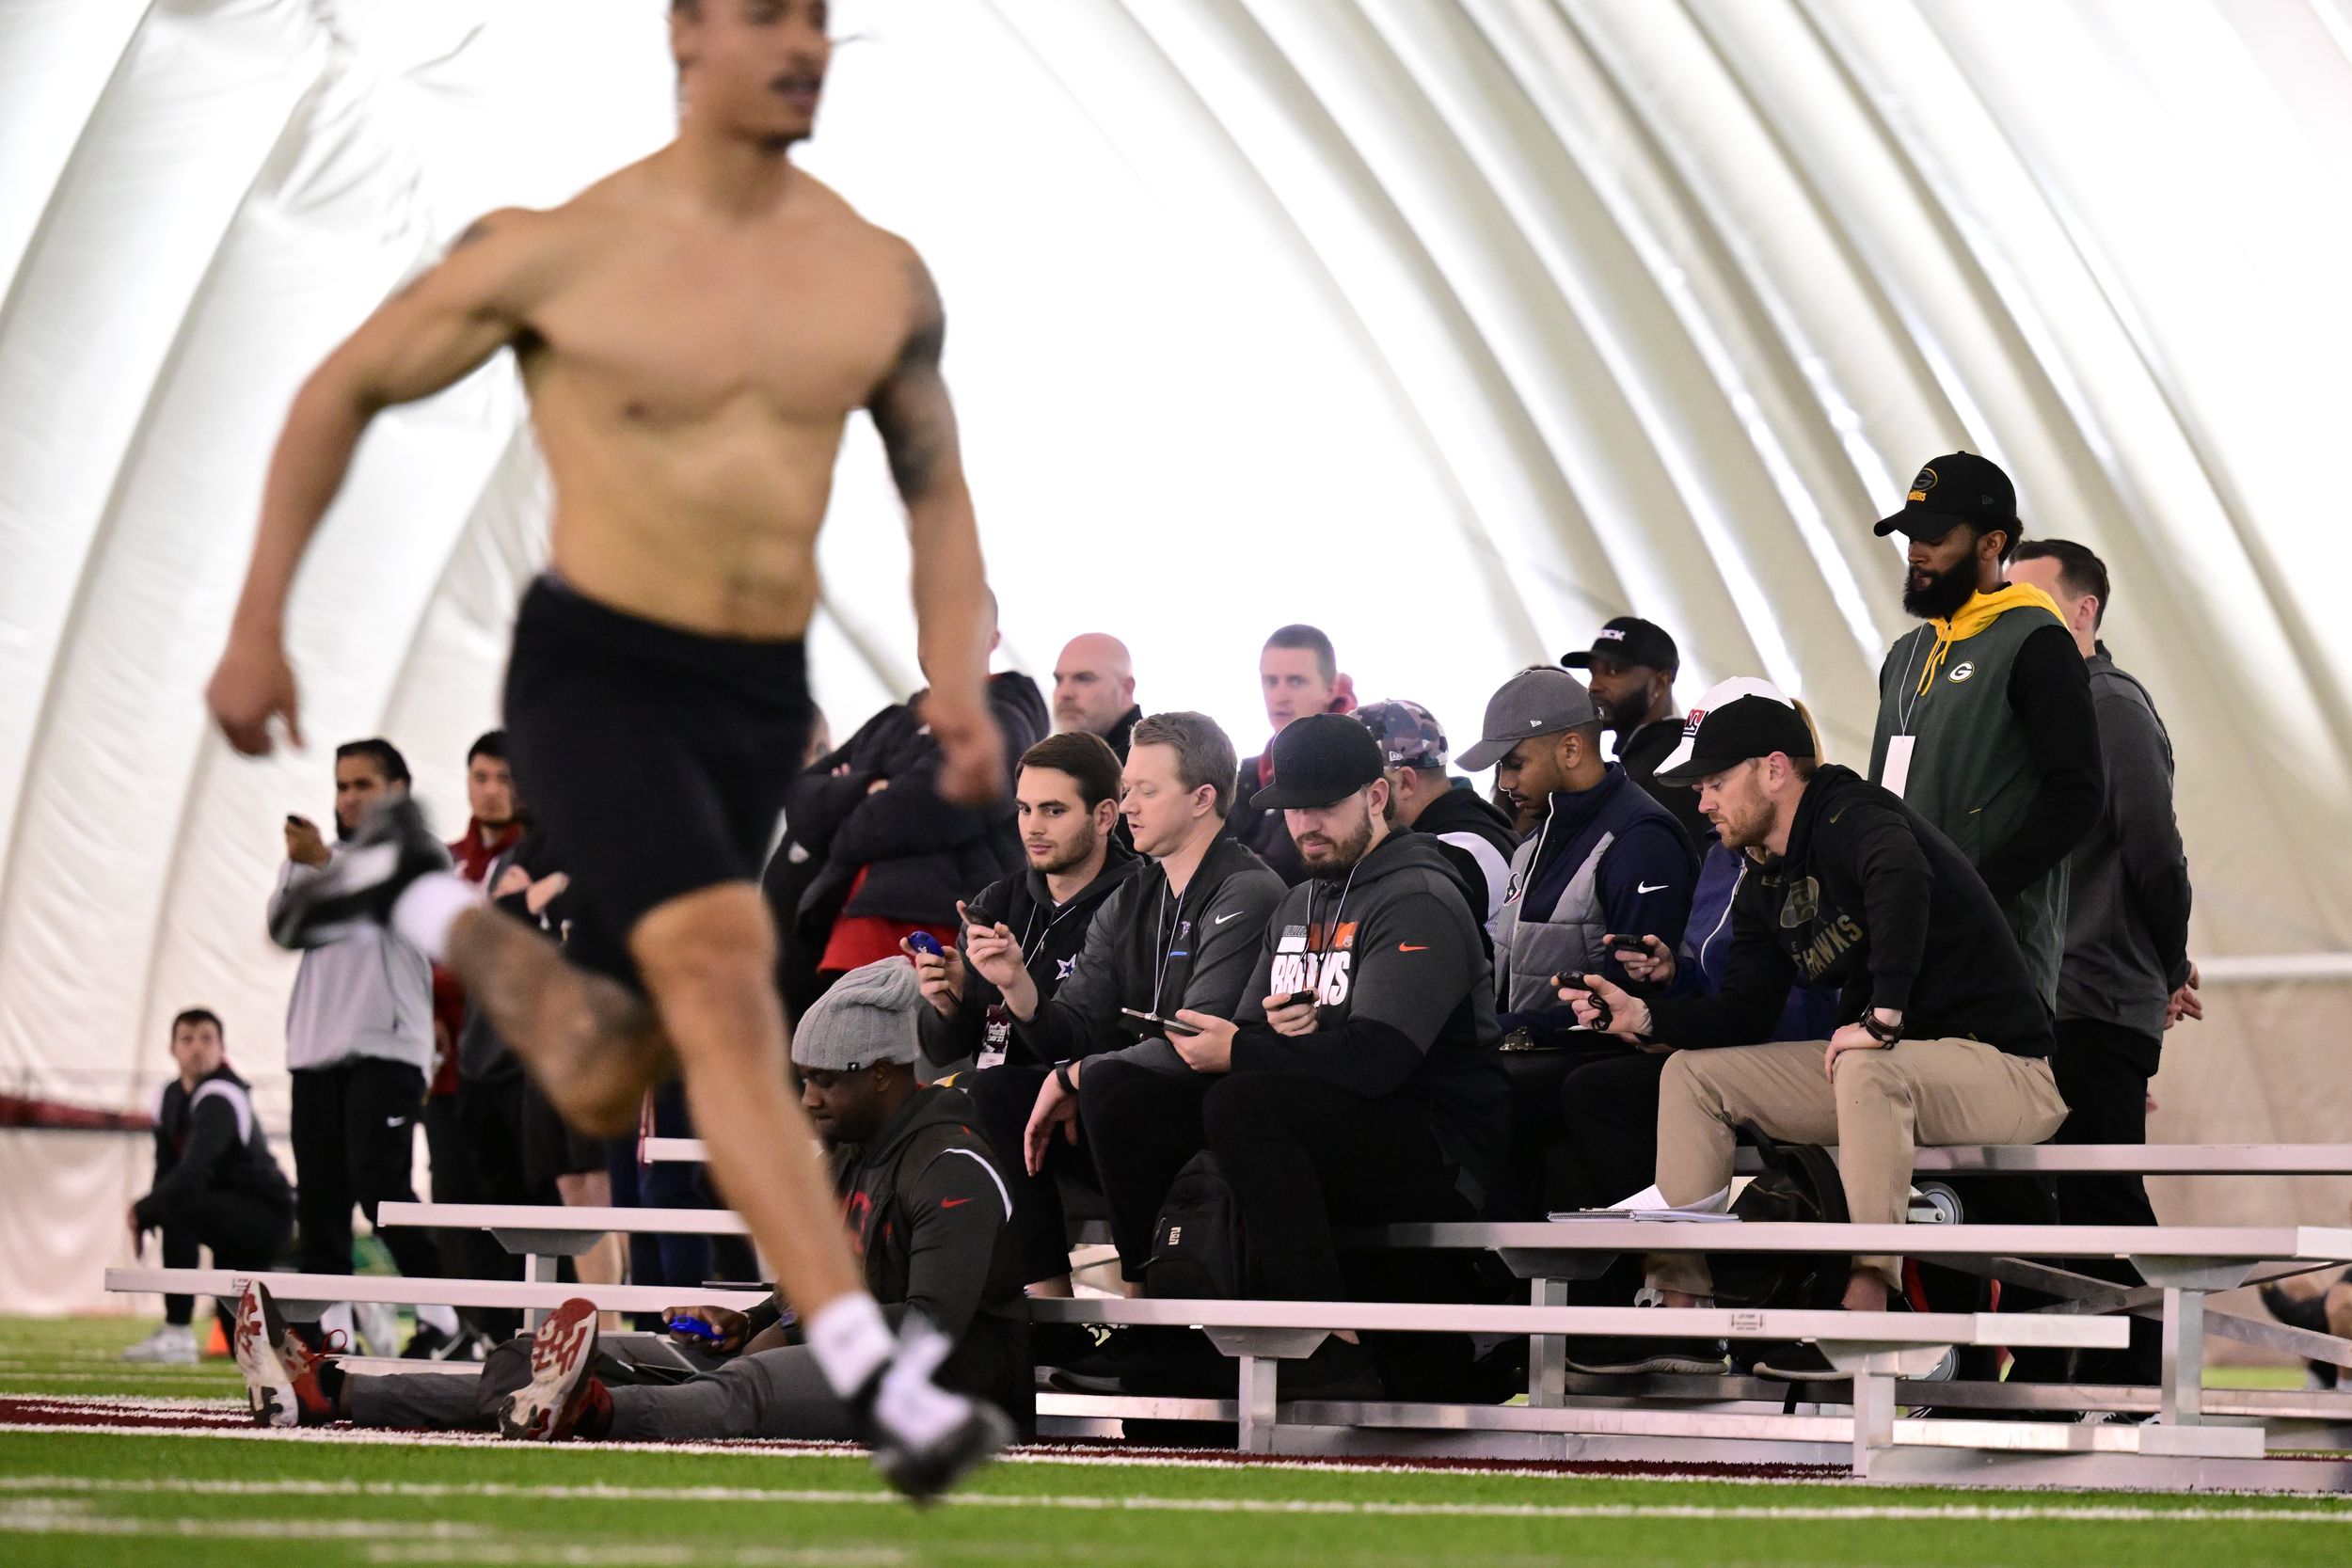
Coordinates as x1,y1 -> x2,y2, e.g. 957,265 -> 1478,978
1549,973 -> 1613,1030
1119,1006 -> 1202,1038
285,814 -> 311,829
906,931 -> 946,958
1279,990 -> 1316,1008
961,901 -> 999,931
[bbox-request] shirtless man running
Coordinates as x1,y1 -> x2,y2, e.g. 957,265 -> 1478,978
203,0 -> 1008,1496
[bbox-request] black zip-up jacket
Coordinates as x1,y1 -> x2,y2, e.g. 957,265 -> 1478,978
1231,832 -> 1510,1194
136,1065 -> 294,1228
1644,765 -> 2052,1056
917,837 -> 1142,1069
1010,834 -> 1284,1066
1409,784 -> 1520,929
786,672 -> 1049,928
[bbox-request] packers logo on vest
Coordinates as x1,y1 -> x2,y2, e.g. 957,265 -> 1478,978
1947,661 -> 1977,683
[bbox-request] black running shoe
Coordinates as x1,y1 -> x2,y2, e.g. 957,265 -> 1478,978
2260,1282 -> 2342,1390
1753,1340 -> 1848,1383
1040,1323 -> 1162,1396
403,1322 -> 484,1362
857,1316 -> 1012,1503
1565,1336 -> 1729,1377
267,796 -> 448,948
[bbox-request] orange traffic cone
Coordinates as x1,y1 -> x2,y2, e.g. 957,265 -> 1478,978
205,1318 -> 230,1357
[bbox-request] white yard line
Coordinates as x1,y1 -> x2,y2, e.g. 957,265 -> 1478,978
3,1474 -> 2349,1525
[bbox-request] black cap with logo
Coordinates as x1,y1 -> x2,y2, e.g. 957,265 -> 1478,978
1562,616 -> 1678,674
1874,451 -> 2017,543
1250,712 -> 1389,811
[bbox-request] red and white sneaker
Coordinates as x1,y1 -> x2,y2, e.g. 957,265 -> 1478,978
230,1281 -> 337,1427
500,1296 -> 606,1442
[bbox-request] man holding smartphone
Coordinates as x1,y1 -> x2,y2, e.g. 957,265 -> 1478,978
270,739 -> 460,1355
1087,716 -> 1509,1398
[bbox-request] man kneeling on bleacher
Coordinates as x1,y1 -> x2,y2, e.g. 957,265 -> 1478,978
230,958 -> 1029,1440
1569,680 -> 2067,1381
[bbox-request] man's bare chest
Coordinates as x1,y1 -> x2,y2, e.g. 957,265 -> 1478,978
528,244 -> 905,423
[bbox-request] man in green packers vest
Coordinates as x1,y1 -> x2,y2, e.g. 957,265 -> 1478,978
1866,451 -> 2101,1008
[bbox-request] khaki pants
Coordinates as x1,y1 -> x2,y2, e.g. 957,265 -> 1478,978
1647,1037 -> 2067,1294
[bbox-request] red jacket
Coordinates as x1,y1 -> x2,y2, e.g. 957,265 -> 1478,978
429,818 -> 523,1096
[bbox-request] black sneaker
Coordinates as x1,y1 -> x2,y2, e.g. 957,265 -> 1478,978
1040,1323 -> 1164,1396
1565,1336 -> 1730,1376
267,796 -> 448,948
1564,1302 -> 1728,1377
1280,1338 -> 1386,1401
403,1323 -> 484,1362
1753,1340 -> 1848,1383
858,1317 -> 1011,1504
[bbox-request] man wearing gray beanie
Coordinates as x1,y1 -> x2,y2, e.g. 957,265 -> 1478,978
254,958 -> 1031,1443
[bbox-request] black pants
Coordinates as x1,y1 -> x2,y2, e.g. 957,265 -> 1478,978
455,1074 -> 530,1340
290,1059 -> 443,1281
1553,1052 -> 1675,1309
421,1088 -> 480,1281
965,1062 -> 1104,1287
2010,1017 -> 2164,1385
160,1189 -> 294,1329
1081,1059 -> 1472,1298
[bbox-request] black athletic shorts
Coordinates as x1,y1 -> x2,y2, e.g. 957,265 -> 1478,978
503,574 -> 814,992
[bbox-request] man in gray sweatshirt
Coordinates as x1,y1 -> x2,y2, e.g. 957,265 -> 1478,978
269,739 -> 456,1348
2007,543 -> 2196,1386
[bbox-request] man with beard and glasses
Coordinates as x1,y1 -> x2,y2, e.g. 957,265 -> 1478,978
1867,452 -> 2100,1009
1563,617 -> 1712,851
211,0 -> 1017,1495
1119,714 -> 1507,1399
911,730 -> 1138,1136
268,738 -> 459,1355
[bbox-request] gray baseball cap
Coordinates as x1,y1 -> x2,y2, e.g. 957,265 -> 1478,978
791,958 -> 922,1072
1456,668 -> 1599,771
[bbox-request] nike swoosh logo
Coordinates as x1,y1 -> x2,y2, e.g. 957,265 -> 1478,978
1636,881 -> 1669,895
1399,943 -> 1430,952
940,1197 -> 972,1209
385,1117 -> 406,1128
1213,911 -> 1242,925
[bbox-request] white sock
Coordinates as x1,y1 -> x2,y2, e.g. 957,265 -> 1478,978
391,872 -> 479,963
415,1303 -> 459,1336
805,1292 -> 896,1401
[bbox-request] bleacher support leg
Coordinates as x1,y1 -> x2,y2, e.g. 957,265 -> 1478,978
2161,1285 -> 2204,1427
1236,1354 -> 1279,1454
1849,1360 -> 1897,1479
1530,1277 -> 1567,1407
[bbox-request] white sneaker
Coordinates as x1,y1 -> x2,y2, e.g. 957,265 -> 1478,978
120,1323 -> 199,1364
354,1301 -> 403,1356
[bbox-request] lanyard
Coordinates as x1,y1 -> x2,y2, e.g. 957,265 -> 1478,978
1018,896 -> 1085,968
1149,881 -> 1184,1016
1893,630 -> 1931,735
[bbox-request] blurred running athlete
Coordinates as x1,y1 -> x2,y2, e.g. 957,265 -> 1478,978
205,0 -> 1007,1497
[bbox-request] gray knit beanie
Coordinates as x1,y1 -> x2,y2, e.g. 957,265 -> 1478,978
791,957 -> 923,1072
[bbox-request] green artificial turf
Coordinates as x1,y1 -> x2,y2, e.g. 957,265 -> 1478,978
5,1316 -> 2349,1567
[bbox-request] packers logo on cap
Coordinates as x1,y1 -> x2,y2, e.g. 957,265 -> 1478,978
1908,465 -> 1937,504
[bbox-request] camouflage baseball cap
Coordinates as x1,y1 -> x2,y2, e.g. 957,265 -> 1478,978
1355,700 -> 1448,769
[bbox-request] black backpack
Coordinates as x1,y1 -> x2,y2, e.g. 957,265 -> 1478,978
1707,1127 -> 1851,1311
1143,1152 -> 1245,1299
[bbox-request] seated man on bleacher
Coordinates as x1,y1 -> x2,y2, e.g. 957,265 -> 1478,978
1087,715 -> 1509,1398
1567,681 -> 2067,1381
229,958 -> 1031,1441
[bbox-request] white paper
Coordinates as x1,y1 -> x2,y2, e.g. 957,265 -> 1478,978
1881,734 -> 1916,800
1546,1183 -> 1739,1223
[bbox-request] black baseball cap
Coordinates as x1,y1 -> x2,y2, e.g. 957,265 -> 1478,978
1654,678 -> 1818,787
1562,616 -> 1678,674
1874,451 -> 2017,543
1250,713 -> 1387,811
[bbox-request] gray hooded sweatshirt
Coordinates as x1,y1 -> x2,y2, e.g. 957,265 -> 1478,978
269,845 -> 446,1075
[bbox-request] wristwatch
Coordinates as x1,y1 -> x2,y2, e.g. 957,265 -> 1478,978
1861,1010 -> 1902,1048
1053,1058 -> 1078,1094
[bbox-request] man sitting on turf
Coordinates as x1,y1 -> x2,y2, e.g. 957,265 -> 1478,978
230,958 -> 1029,1440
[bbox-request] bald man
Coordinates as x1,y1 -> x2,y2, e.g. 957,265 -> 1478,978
1051,635 -> 1141,760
